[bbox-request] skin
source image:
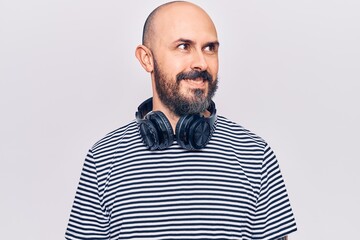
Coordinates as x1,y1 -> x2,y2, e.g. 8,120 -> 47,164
135,1 -> 219,131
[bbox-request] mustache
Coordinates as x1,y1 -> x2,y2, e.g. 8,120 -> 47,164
176,70 -> 213,83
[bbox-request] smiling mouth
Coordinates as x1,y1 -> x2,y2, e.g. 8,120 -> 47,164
183,78 -> 207,87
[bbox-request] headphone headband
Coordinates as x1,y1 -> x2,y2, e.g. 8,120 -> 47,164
135,98 -> 154,120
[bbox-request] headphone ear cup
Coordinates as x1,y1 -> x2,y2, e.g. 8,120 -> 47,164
143,111 -> 174,150
176,114 -> 211,150
190,118 -> 212,149
175,115 -> 193,149
138,119 -> 159,150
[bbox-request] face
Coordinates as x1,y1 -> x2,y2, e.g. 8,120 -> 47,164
153,57 -> 218,116
149,3 -> 219,116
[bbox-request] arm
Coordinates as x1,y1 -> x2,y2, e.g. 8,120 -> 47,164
65,149 -> 110,239
252,144 -> 297,239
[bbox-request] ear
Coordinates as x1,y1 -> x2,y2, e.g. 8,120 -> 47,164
135,45 -> 154,72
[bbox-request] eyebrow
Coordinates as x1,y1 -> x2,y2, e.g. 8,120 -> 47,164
173,38 -> 220,48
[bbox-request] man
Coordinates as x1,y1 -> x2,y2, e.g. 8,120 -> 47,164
65,1 -> 297,239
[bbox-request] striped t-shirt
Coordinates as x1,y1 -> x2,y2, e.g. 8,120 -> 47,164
65,116 -> 297,239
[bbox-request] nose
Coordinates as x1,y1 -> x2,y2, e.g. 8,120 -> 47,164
190,50 -> 208,71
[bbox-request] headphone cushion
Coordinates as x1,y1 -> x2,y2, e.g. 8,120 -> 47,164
144,111 -> 174,150
176,114 -> 211,150
138,119 -> 159,150
190,118 -> 212,148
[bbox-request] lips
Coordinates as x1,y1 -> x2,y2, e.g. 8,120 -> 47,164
183,78 -> 207,88
185,77 -> 204,82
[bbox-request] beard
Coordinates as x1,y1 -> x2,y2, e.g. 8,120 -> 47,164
153,59 -> 218,117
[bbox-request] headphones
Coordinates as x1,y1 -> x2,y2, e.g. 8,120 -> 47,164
136,98 -> 217,150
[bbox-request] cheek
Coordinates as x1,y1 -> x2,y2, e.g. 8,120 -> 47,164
162,59 -> 188,79
213,60 -> 219,79
206,56 -> 219,71
163,52 -> 188,66
209,64 -> 219,80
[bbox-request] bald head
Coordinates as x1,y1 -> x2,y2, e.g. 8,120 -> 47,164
142,1 -> 217,48
135,1 -> 219,120
142,1 -> 177,46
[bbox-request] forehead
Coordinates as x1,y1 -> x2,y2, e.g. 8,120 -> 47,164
153,3 -> 218,44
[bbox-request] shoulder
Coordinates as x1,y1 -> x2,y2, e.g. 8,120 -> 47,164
90,120 -> 141,156
215,115 -> 266,148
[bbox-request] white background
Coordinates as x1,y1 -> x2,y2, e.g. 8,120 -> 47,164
1,0 -> 359,239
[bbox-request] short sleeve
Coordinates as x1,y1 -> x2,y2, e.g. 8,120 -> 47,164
65,149 -> 110,239
252,144 -> 297,239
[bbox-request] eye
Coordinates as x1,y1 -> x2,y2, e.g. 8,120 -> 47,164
177,43 -> 190,50
204,43 -> 217,53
